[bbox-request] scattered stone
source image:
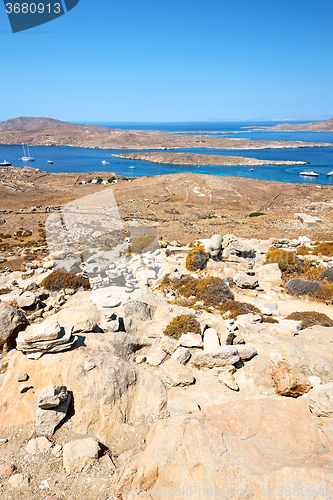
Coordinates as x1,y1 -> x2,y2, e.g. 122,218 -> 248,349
271,360 -> 312,397
25,282 -> 38,291
233,272 -> 259,289
62,437 -> 101,474
0,438 -> 8,446
8,473 -> 30,489
72,318 -> 97,334
193,346 -> 240,368
171,346 -> 191,365
160,335 -> 179,355
0,463 -> 16,477
178,332 -> 203,348
203,328 -> 220,351
17,373 -> 29,382
25,436 -> 53,454
65,288 -> 75,295
0,303 -> 28,353
146,348 -> 167,366
308,383 -> 333,417
168,398 -> 200,418
36,386 -> 71,436
222,234 -> 255,259
123,301 -> 156,321
19,384 -> 33,393
135,355 -> 146,364
16,291 -> 36,309
38,385 -> 69,409
158,358 -> 195,387
51,444 -> 62,457
236,345 -> 258,361
218,370 -> 239,391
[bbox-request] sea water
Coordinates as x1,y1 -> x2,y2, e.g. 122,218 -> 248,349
0,121 -> 332,184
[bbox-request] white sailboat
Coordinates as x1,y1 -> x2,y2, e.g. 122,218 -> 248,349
20,144 -> 35,161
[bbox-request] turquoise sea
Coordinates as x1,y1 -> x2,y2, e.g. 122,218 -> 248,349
0,121 -> 333,185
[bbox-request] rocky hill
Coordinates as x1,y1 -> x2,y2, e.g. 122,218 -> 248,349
1,217 -> 333,498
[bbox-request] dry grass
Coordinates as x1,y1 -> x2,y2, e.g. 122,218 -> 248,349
185,245 -> 209,271
40,270 -> 90,292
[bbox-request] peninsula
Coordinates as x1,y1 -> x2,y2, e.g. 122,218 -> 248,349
0,117 -> 331,150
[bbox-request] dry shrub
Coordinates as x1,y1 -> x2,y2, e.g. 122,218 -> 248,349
265,248 -> 301,273
320,269 -> 333,283
163,314 -> 201,340
285,311 -> 333,329
185,245 -> 209,271
0,288 -> 12,295
158,274 -> 234,308
286,278 -> 322,296
262,316 -> 279,323
129,235 -> 158,254
40,270 -> 90,292
218,300 -> 261,318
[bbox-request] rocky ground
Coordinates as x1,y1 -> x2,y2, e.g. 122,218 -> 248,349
1,217 -> 333,499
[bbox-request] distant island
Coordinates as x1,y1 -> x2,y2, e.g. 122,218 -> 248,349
0,117 -> 331,151
112,151 -> 309,167
246,117 -> 333,132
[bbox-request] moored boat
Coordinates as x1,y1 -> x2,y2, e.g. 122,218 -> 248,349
0,160 -> 11,166
20,144 -> 34,161
327,171 -> 333,176
300,171 -> 319,177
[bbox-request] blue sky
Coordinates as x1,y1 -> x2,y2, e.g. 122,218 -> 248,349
0,0 -> 332,122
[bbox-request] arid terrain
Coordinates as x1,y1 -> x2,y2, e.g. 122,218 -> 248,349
0,117 -> 332,150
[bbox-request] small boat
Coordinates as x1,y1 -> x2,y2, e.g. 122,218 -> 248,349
327,171 -> 333,176
0,160 -> 11,166
20,144 -> 34,161
47,160 -> 53,164
129,166 -> 135,169
102,160 -> 110,164
300,171 -> 319,177
249,168 -> 253,172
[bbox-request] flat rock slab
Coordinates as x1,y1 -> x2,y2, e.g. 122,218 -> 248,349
193,346 -> 240,368
167,399 -> 200,418
16,326 -> 74,353
25,436 -> 52,455
158,359 -> 194,387
38,385 -> 68,409
24,321 -> 61,343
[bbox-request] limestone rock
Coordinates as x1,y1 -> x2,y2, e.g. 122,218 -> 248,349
193,346 -> 240,368
271,360 -> 312,397
203,328 -> 220,351
24,321 -> 61,343
167,399 -> 200,418
123,301 -> 156,321
0,303 -> 28,353
38,385 -> 68,409
16,325 -> 77,354
218,370 -> 239,391
72,318 -> 97,334
236,345 -> 258,361
222,234 -> 255,259
233,272 -> 258,289
146,348 -> 167,366
171,346 -> 191,365
16,292 -> 36,309
63,437 -> 101,474
201,234 -> 222,260
25,437 -> 52,454
113,399 -> 333,498
160,335 -> 179,355
8,473 -> 30,489
178,332 -> 203,348
256,263 -> 282,285
158,359 -> 194,387
308,383 -> 333,417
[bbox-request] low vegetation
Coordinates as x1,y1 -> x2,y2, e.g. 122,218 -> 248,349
163,314 -> 201,340
40,270 -> 90,292
285,311 -> 333,329
185,245 -> 209,271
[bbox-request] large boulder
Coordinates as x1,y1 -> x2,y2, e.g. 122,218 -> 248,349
233,272 -> 258,289
0,335 -> 167,455
63,438 -> 101,474
222,234 -> 255,260
114,399 -> 333,499
271,360 -> 312,397
0,303 -> 28,353
193,346 -> 240,368
308,383 -> 333,417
